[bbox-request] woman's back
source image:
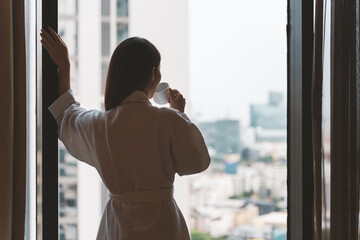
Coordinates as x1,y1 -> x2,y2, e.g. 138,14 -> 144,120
49,89 -> 210,239
98,90 -> 182,193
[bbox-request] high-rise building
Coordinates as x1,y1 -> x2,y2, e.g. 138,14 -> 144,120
100,0 -> 129,96
59,146 -> 78,240
198,120 -> 241,155
250,91 -> 286,142
250,91 -> 286,130
58,0 -> 129,239
58,1 -> 81,239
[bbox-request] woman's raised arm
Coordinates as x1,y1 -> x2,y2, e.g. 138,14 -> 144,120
40,26 -> 71,96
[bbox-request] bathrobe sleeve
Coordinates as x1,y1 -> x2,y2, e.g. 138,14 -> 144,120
48,89 -> 100,167
168,110 -> 211,176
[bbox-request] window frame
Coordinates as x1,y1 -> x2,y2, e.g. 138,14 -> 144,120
287,0 -> 314,238
37,0 -> 59,239
330,0 -> 360,238
36,0 -> 316,239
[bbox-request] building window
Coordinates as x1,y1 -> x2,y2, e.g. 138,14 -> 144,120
101,61 -> 109,94
116,0 -> 128,17
116,23 -> 128,45
101,22 -> 110,56
101,0 -> 110,16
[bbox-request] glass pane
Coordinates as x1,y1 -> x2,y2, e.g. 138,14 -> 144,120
116,23 -> 128,45
101,22 -> 110,56
59,20 -> 78,56
59,0 -> 77,16
322,0 -> 331,238
58,0 -> 286,239
25,0 -> 36,238
116,0 -> 128,17
101,0 -> 110,16
58,5 -> 80,239
130,0 -> 287,239
59,144 -> 78,240
101,61 -> 108,94
187,1 -> 287,238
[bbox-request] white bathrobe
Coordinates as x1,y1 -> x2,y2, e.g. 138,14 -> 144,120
49,89 -> 211,240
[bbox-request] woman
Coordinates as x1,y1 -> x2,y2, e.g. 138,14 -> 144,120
40,27 -> 210,240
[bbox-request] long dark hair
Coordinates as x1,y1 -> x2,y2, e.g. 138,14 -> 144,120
104,37 -> 161,110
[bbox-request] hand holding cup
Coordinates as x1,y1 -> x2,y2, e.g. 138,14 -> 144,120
168,87 -> 186,113
153,82 -> 186,113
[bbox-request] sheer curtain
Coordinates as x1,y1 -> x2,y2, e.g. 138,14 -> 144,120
0,0 -> 27,239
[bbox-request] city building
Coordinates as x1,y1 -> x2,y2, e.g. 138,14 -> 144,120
58,0 -> 130,239
59,146 -> 78,240
197,119 -> 241,156
250,91 -> 286,142
250,91 -> 286,130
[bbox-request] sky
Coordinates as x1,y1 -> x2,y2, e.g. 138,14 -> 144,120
188,0 -> 287,126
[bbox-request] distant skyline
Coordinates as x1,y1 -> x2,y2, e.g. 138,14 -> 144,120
188,0 -> 287,125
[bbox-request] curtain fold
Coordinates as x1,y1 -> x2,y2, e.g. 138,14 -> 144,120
0,0 -> 27,239
331,0 -> 359,238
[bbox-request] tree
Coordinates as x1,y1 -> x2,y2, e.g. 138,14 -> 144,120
191,230 -> 212,240
191,230 -> 227,240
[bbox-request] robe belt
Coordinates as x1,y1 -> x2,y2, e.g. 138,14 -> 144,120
109,186 -> 174,202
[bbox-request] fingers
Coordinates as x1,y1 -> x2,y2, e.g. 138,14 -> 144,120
167,87 -> 185,108
174,93 -> 183,100
170,88 -> 180,94
168,87 -> 173,95
169,93 -> 186,113
48,27 -> 68,47
174,94 -> 185,104
40,36 -> 55,55
40,30 -> 55,48
40,39 -> 52,53
40,27 -> 61,45
40,37 -> 53,51
46,27 -> 68,49
168,88 -> 181,98
167,88 -> 174,99
48,27 -> 60,42
58,35 -> 67,46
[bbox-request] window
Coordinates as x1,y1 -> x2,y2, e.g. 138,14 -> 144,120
101,61 -> 108,94
116,0 -> 128,17
101,22 -> 110,57
132,0 -> 287,238
101,0 -> 110,17
31,0 -> 295,239
57,0 -> 288,238
59,0 -> 77,16
116,23 -> 128,45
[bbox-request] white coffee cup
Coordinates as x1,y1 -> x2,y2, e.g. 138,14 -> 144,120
153,82 -> 170,105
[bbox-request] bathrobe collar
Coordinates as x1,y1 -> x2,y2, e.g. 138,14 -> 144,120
122,90 -> 152,105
